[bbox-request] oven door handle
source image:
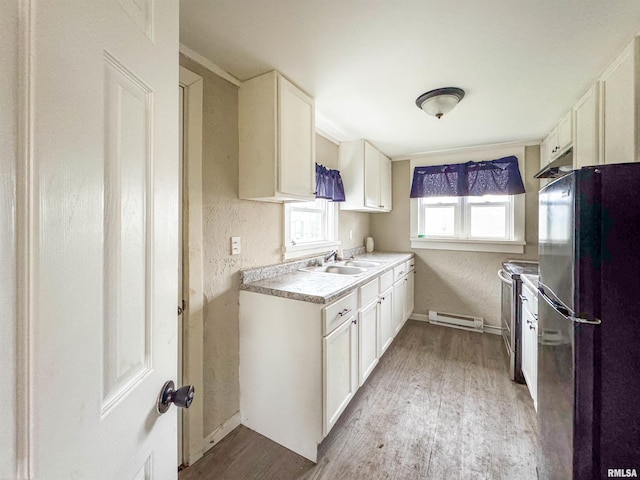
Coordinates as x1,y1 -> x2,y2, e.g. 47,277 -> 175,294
538,283 -> 601,326
498,269 -> 512,285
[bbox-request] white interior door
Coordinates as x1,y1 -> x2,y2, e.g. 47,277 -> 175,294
29,1 -> 179,478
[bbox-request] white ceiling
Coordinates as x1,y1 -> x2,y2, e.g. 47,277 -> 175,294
180,1 -> 640,158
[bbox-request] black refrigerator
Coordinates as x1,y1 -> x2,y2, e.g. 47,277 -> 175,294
537,164 -> 640,479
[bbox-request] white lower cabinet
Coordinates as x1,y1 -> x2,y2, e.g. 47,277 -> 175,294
521,281 -> 538,410
393,279 -> 405,334
239,256 -> 414,463
358,299 -> 378,386
379,287 -> 394,354
323,312 -> 358,435
405,269 -> 415,321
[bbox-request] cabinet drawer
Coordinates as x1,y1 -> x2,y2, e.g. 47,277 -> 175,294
359,278 -> 379,308
379,270 -> 393,291
393,265 -> 406,283
405,259 -> 415,273
323,291 -> 358,336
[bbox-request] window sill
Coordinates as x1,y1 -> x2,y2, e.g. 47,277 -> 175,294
283,240 -> 341,260
410,237 -> 525,254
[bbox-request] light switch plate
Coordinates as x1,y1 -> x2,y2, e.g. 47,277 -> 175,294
231,236 -> 241,255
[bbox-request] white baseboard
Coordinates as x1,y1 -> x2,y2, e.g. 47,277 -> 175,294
410,312 -> 502,335
483,324 -> 503,335
202,411 -> 241,455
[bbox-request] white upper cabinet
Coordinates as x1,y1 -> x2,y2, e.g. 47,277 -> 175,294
557,110 -> 573,153
547,126 -> 559,160
543,112 -> 572,164
573,83 -> 600,168
364,142 -> 380,208
239,71 -> 316,202
599,37 -> 640,164
540,133 -> 551,167
339,139 -> 392,212
379,152 -> 392,210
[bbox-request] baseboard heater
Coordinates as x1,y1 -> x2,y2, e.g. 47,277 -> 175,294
428,310 -> 484,333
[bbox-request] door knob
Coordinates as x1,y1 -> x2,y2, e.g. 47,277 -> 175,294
156,380 -> 194,414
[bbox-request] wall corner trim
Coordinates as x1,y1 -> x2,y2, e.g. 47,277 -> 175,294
200,411 -> 241,459
179,43 -> 241,86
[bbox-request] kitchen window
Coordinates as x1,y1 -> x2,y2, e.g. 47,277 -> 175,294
418,195 -> 514,240
409,148 -> 527,254
284,199 -> 339,259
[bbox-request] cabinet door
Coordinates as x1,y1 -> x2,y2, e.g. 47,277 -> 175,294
379,288 -> 394,354
540,135 -> 551,167
278,76 -> 315,198
574,84 -> 600,168
364,142 -> 380,208
531,320 -> 538,410
379,153 -> 392,211
358,301 -> 378,386
393,280 -> 405,335
600,40 -> 637,164
521,309 -> 536,404
404,271 -> 415,322
558,110 -> 573,153
548,127 -> 559,160
323,316 -> 357,436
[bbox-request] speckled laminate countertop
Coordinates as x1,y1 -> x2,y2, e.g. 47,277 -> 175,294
239,252 -> 414,304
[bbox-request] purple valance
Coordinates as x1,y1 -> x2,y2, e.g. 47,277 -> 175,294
409,155 -> 526,198
315,164 -> 345,202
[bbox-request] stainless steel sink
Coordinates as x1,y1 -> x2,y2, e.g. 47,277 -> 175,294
341,260 -> 381,268
302,265 -> 367,275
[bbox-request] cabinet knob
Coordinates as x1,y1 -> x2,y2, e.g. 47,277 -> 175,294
352,318 -> 357,325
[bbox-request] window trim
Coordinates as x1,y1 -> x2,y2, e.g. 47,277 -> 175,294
283,199 -> 340,260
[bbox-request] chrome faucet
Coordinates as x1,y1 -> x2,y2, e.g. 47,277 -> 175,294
324,250 -> 338,263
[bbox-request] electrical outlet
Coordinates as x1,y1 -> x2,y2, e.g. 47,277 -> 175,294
231,236 -> 241,255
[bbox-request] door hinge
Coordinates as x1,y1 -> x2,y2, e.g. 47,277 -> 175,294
178,299 -> 186,316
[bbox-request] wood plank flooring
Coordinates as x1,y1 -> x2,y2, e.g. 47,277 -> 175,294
180,321 -> 537,480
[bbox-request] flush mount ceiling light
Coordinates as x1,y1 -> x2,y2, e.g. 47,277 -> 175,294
415,87 -> 465,119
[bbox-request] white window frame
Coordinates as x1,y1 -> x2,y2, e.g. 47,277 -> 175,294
410,146 -> 527,254
284,199 -> 340,260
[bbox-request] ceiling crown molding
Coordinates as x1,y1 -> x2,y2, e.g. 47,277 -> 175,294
179,44 -> 241,87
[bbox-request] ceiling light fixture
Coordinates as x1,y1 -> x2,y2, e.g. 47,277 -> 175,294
415,87 -> 465,119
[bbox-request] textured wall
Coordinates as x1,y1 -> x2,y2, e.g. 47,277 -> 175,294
371,145 -> 540,327
180,55 -> 283,437
179,55 -> 369,440
0,1 -> 18,476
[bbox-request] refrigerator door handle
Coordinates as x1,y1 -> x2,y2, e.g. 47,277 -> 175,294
498,269 -> 512,285
538,284 -> 602,326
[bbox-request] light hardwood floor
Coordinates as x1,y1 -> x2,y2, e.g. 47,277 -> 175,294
180,321 -> 537,480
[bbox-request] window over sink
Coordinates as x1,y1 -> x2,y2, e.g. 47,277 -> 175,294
284,199 -> 339,260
